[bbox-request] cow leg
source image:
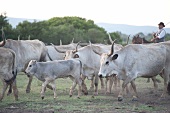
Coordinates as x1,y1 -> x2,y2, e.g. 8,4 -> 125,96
108,76 -> 114,94
26,75 -> 33,93
151,76 -> 158,90
118,77 -> 132,101
81,79 -> 88,95
7,84 -> 12,96
113,75 -> 117,91
146,78 -> 150,83
51,80 -> 57,99
77,78 -> 83,98
94,74 -> 99,96
130,80 -> 138,101
105,77 -> 109,94
161,70 -> 169,98
100,77 -> 105,90
41,79 -> 50,100
117,78 -> 120,87
89,77 -> 94,91
0,81 -> 8,101
69,79 -> 77,97
12,80 -> 18,101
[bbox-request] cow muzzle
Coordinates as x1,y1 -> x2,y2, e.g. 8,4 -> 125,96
98,74 -> 105,78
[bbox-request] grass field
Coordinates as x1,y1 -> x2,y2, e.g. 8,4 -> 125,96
0,73 -> 170,113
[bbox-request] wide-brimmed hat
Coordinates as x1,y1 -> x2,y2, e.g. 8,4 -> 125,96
158,22 -> 165,27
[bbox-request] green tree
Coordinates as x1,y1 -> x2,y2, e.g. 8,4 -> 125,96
0,12 -> 16,40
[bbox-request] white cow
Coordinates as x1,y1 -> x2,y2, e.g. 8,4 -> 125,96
64,42 -> 123,95
98,42 -> 170,101
25,59 -> 88,99
0,35 -> 48,93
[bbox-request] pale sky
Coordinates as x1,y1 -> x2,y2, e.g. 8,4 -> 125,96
1,0 -> 170,27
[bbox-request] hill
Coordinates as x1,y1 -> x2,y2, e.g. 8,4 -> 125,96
7,17 -> 170,35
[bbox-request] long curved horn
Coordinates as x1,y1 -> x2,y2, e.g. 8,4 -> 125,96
73,41 -> 81,53
126,35 -> 130,45
50,43 -> 66,53
108,33 -> 113,44
0,27 -> 6,47
108,39 -> 116,56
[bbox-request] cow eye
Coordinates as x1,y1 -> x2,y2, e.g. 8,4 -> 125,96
74,54 -> 79,58
106,61 -> 109,65
29,65 -> 32,67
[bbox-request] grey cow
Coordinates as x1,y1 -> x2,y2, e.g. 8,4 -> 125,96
25,59 -> 88,99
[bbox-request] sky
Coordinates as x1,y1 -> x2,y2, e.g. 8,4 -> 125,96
0,0 -> 170,27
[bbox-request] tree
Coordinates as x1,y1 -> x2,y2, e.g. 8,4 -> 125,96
0,12 -> 16,40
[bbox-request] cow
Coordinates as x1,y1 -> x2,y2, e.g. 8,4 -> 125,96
51,42 -> 106,93
64,41 -> 123,95
0,46 -> 18,101
25,59 -> 88,99
0,34 -> 48,93
132,35 -> 163,85
98,42 -> 170,101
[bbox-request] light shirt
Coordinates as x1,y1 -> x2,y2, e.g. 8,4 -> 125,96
156,28 -> 166,39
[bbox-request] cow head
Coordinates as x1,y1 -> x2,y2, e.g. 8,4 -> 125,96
92,40 -> 119,78
64,42 -> 80,60
25,60 -> 37,76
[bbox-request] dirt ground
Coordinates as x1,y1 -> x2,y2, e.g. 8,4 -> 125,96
0,76 -> 170,113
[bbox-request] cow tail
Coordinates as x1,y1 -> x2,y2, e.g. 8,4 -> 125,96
167,82 -> 170,95
47,50 -> 53,61
10,50 -> 17,80
78,60 -> 83,76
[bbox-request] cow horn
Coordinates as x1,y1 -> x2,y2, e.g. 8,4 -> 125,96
0,27 -> 6,47
73,41 -> 81,53
126,35 -> 130,45
108,33 -> 113,44
18,35 -> 20,41
89,41 -> 92,46
50,43 -> 66,53
71,38 -> 74,44
60,39 -> 62,45
108,39 -> 116,56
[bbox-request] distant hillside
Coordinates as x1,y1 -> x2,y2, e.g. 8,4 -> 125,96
96,23 -> 170,35
7,17 -> 170,35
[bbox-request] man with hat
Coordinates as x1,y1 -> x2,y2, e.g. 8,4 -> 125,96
151,22 -> 166,43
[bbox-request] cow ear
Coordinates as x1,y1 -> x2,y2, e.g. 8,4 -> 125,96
112,54 -> 118,60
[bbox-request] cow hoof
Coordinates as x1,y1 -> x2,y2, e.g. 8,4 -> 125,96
132,98 -> 138,101
77,97 -> 80,99
83,92 -> 88,95
69,95 -> 72,97
26,90 -> 30,93
41,97 -> 44,100
118,97 -> 123,101
91,95 -> 95,98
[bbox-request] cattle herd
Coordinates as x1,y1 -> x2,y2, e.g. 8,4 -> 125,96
0,28 -> 170,103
